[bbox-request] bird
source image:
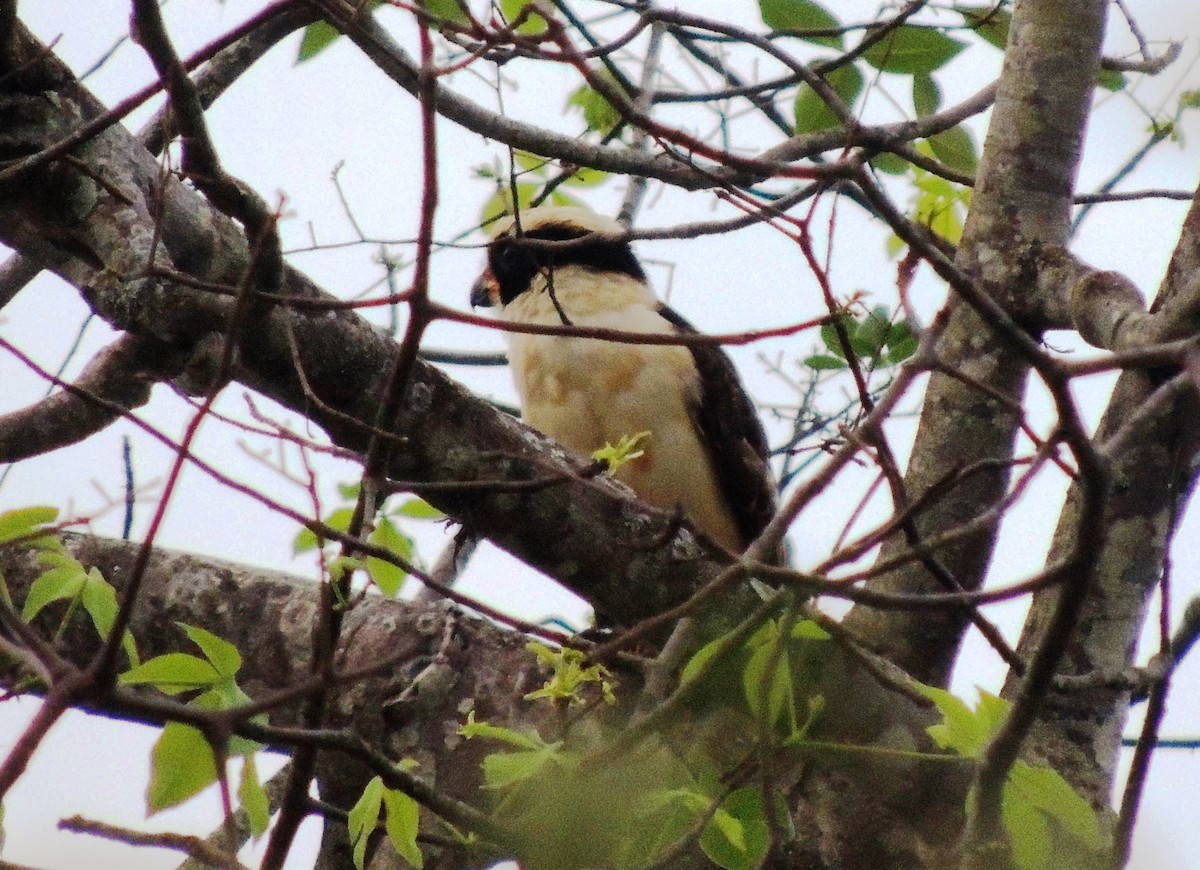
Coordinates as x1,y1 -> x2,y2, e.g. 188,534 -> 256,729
470,205 -> 777,556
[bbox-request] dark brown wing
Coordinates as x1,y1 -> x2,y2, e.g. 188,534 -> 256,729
656,304 -> 778,554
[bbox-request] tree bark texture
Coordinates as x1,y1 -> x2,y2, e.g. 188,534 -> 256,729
843,0 -> 1108,687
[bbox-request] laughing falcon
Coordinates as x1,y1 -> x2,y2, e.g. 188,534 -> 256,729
470,206 -> 776,555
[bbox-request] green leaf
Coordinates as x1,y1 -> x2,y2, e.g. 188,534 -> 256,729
912,169 -> 970,243
147,722 -> 218,813
927,125 -> 978,175
120,653 -> 221,694
78,568 -> 117,635
229,733 -> 265,759
681,633 -> 729,685
80,567 -> 139,667
188,682 -> 263,757
592,431 -> 651,475
480,181 -> 539,227
793,63 -> 863,134
181,624 -> 242,679
709,808 -> 746,853
567,79 -> 625,134
974,690 -> 1010,738
804,353 -> 848,370
913,73 -> 941,116
21,565 -> 86,622
481,745 -> 563,789
391,498 -> 445,520
854,307 -> 892,358
700,788 -> 770,870
477,158 -> 502,180
792,694 -> 826,742
1097,68 -> 1126,92
524,642 -> 615,705
0,506 -> 57,546
886,319 -> 915,349
870,152 -> 910,174
328,555 -> 364,585
348,777 -> 385,870
632,787 -> 722,867
820,316 -> 854,358
920,685 -> 1010,758
297,21 -> 341,63
513,150 -> 549,174
562,166 -> 608,187
297,3 -> 388,62
742,630 -> 795,730
240,755 -> 270,838
791,619 -> 831,640
382,787 -> 424,868
461,715 -> 573,788
425,0 -> 471,26
367,517 -> 413,597
639,786 -> 708,816
883,321 -> 919,364
1009,761 -> 1103,850
294,527 -> 320,554
625,789 -> 704,867
35,549 -> 74,569
22,553 -> 136,664
549,190 -> 583,208
958,6 -> 1012,51
1002,783 -> 1053,870
459,711 -> 549,751
862,26 -> 967,75
324,507 -> 356,534
758,0 -> 842,48
295,506 -> 357,553
499,0 -> 547,35
203,679 -> 250,711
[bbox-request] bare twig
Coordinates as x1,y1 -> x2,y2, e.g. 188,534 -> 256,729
60,816 -> 250,870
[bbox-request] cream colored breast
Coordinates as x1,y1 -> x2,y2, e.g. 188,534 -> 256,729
500,267 -> 743,550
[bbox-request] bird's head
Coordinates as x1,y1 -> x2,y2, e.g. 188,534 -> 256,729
470,206 -> 646,308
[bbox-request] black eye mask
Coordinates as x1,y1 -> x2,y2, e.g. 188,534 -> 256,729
488,222 -> 646,305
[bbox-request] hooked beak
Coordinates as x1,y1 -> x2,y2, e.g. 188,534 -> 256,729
470,269 -> 498,308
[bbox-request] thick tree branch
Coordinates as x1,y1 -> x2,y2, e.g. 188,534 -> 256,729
1003,189 -> 1200,810
0,335 -> 185,462
842,0 -> 1107,691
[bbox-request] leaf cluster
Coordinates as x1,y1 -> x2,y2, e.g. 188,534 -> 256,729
1,508 -> 139,671
920,686 -> 1106,869
523,641 -> 616,705
293,486 -> 443,597
804,305 -> 917,372
348,772 -> 424,870
120,624 -> 270,832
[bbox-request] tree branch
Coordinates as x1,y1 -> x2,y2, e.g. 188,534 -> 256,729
0,335 -> 185,462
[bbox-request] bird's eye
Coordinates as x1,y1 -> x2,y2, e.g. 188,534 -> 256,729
497,243 -> 521,266
495,240 -> 538,277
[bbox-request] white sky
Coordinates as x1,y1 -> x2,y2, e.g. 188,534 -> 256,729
1,1 -> 1199,867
